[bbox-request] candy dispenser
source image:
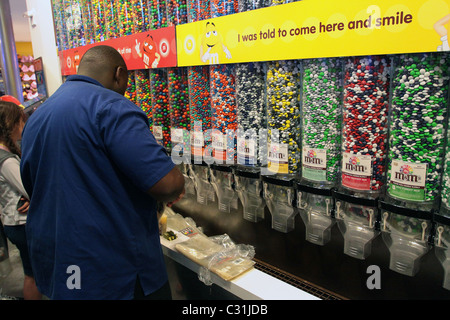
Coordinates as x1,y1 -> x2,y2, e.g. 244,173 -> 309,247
442,89 -> 450,216
168,67 -> 191,161
235,61 -> 267,221
333,189 -> 379,259
135,70 -> 152,128
187,0 -> 210,22
150,68 -> 171,151
210,164 -> 238,213
340,55 -> 390,194
52,0 -> 69,51
177,161 -> 196,197
188,66 -> 212,162
81,0 -> 95,45
210,0 -> 238,17
266,59 -> 301,177
71,0 -> 85,47
166,0 -> 188,26
236,62 -> 267,168
263,59 -> 301,232
335,55 -> 391,259
103,0 -> 119,39
296,58 -> 343,245
117,0 -> 135,36
132,0 -> 150,33
434,214 -> 450,290
238,0 -> 269,12
92,0 -> 107,42
124,71 -> 136,103
262,175 -> 296,233
386,53 -> 449,209
380,199 -> 432,276
190,161 -> 215,205
208,0 -> 237,167
296,182 -> 335,246
210,64 -> 237,165
148,0 -> 168,30
235,168 -> 264,222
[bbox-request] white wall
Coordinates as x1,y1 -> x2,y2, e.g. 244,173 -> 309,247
25,0 -> 62,96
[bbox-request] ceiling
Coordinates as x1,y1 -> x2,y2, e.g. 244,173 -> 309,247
9,0 -> 32,42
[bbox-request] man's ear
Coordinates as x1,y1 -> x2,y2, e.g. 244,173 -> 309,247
114,65 -> 127,84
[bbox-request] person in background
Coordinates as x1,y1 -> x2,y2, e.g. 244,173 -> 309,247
0,100 -> 41,300
20,45 -> 185,300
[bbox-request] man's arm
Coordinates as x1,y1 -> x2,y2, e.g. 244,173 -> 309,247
147,166 -> 185,203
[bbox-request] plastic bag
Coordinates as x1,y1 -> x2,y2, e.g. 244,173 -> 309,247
175,233 -> 255,285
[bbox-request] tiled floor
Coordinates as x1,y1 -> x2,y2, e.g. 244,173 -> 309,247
0,241 -> 24,299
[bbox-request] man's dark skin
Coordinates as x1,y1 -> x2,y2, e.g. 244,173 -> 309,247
77,45 -> 185,205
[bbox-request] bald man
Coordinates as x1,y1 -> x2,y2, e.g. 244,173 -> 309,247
20,45 -> 184,300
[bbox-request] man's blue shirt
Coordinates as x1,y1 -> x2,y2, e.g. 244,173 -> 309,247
20,75 -> 175,299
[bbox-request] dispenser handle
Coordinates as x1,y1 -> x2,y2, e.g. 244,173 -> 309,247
325,198 -> 331,217
421,221 -> 428,242
296,191 -> 308,210
368,209 -> 374,229
336,201 -> 341,219
437,226 -> 444,247
382,211 -> 389,231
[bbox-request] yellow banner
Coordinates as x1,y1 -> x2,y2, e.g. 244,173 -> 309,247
176,0 -> 450,66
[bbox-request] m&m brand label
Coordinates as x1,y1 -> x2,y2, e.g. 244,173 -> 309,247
268,143 -> 289,174
388,160 -> 427,201
153,126 -> 163,140
341,152 -> 372,190
302,147 -> 327,182
237,137 -> 256,166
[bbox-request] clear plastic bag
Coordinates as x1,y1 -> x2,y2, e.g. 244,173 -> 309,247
175,233 -> 255,285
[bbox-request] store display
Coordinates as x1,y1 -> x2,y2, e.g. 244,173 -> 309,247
301,58 -> 343,184
124,71 -> 136,103
148,0 -> 168,30
443,109 -> 450,216
19,55 -> 38,102
80,0 -> 95,45
53,0 -> 69,50
117,0 -> 135,36
341,56 -> 391,193
210,64 -> 237,164
135,70 -> 152,127
188,66 -> 212,161
387,53 -> 449,205
167,0 -> 188,26
168,67 -> 190,154
50,0 -> 450,296
210,0 -> 238,17
132,0 -> 150,32
187,0 -> 210,22
92,0 -> 107,42
238,0 -> 269,12
150,68 -> 171,150
103,0 -> 119,39
236,62 -> 267,167
266,59 -> 301,176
